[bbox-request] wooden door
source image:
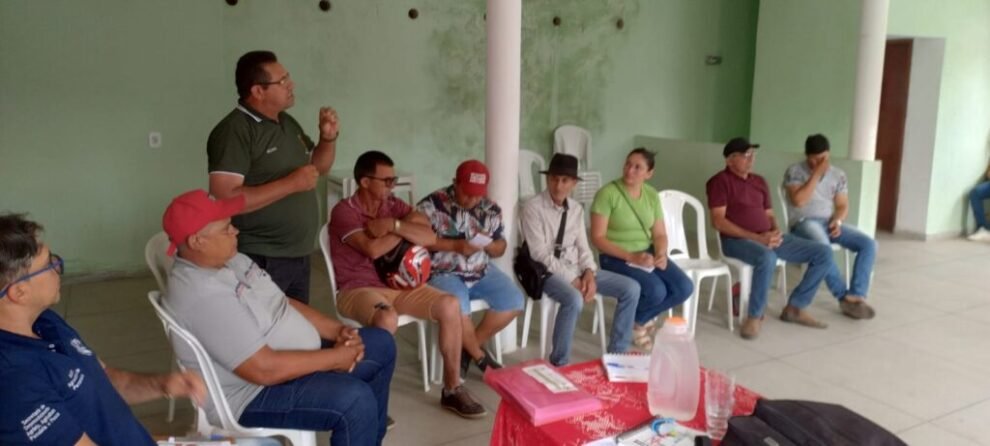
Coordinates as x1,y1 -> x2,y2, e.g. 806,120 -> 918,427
875,39 -> 913,232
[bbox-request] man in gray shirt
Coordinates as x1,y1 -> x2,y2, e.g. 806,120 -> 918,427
162,189 -> 395,446
783,134 -> 877,320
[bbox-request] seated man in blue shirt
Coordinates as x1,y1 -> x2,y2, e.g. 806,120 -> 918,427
162,190 -> 396,446
0,213 -> 205,446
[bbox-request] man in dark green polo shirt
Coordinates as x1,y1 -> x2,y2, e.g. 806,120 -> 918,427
207,50 -> 340,304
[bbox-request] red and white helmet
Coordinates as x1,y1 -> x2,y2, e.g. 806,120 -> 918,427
385,245 -> 432,289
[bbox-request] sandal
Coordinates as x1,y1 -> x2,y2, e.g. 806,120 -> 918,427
631,320 -> 658,350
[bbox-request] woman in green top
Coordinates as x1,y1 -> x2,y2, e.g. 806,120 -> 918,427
590,148 -> 694,349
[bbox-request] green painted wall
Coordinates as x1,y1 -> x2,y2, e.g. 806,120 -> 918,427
0,0 -> 758,276
749,0 -> 861,157
887,0 -> 990,235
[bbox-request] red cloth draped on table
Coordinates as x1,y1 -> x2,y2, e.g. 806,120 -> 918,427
490,360 -> 761,446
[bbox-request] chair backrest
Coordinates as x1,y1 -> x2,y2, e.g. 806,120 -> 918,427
519,149 -> 547,198
147,291 -> 242,431
318,222 -> 362,327
572,171 -> 602,210
777,184 -> 791,228
659,190 -> 712,261
553,125 -> 592,169
145,232 -> 173,292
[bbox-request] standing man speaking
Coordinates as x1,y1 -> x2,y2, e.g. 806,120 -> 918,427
207,50 -> 340,304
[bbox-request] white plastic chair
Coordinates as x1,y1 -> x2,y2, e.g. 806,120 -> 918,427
147,291 -> 318,446
658,190 -> 733,337
144,232 -> 178,422
714,236 -> 787,329
777,185 -> 851,286
571,171 -> 603,211
519,149 -> 547,199
553,125 -> 592,170
319,223 -> 432,392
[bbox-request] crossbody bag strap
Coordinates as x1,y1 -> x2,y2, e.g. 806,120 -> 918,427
612,182 -> 652,239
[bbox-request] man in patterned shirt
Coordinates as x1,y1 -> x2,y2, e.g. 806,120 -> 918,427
417,160 -> 524,375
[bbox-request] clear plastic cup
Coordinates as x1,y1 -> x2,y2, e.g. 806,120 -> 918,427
704,369 -> 736,440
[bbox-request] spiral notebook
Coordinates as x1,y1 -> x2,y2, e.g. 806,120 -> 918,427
602,353 -> 650,383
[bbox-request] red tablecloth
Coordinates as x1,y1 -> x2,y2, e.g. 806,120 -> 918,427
490,360 -> 760,446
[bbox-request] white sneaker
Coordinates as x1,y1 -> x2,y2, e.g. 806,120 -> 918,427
967,227 -> 990,242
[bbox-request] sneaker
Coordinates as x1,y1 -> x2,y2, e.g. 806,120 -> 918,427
440,385 -> 488,419
386,415 -> 396,431
780,306 -> 828,329
967,227 -> 990,242
840,299 -> 876,320
461,348 -> 503,377
740,316 -> 762,340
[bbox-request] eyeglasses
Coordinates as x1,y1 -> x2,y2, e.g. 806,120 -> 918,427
0,253 -> 64,298
258,73 -> 291,88
365,176 -> 399,187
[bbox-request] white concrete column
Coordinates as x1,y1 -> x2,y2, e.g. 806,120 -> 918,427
848,0 -> 890,161
486,0 -> 522,353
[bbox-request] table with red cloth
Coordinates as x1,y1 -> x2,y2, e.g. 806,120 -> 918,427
490,360 -> 761,446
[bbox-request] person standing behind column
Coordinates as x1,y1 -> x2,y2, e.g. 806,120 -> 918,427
520,154 -> 640,366
417,160 -> 525,376
590,148 -> 694,351
207,50 -> 340,304
783,134 -> 877,320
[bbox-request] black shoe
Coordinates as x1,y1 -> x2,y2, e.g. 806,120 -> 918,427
440,385 -> 488,419
474,348 -> 502,372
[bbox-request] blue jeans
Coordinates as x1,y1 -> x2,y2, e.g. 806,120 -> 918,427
721,234 -> 833,318
791,218 -> 877,298
542,270 -> 640,366
428,263 -> 525,315
971,181 -> 990,229
239,328 -> 396,446
599,250 -> 694,325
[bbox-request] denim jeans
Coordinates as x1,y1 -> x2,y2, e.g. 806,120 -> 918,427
599,249 -> 694,325
245,253 -> 312,304
791,218 -> 877,298
428,263 -> 525,315
239,327 -> 396,446
542,269 -> 640,366
721,234 -> 833,318
971,181 -> 990,229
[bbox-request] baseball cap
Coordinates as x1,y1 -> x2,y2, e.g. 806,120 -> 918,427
455,160 -> 489,197
723,137 -> 761,158
162,189 -> 245,256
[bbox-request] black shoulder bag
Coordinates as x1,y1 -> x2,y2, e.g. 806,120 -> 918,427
513,204 -> 568,299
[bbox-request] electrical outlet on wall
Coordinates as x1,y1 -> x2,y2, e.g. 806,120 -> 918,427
148,131 -> 162,149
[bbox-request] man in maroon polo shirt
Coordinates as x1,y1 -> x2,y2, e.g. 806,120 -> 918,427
706,137 -> 834,340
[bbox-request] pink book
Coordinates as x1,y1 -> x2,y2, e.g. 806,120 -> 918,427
484,359 -> 602,426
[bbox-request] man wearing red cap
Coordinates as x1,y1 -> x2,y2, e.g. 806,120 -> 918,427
0,213 -> 205,445
207,50 -> 340,304
162,190 -> 396,446
417,160 -> 524,376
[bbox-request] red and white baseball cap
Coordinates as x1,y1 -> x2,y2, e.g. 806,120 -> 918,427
454,160 -> 489,197
162,190 -> 245,256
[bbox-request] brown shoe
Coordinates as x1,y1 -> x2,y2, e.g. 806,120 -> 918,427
740,317 -> 762,340
441,385 -> 488,419
840,299 -> 876,320
780,306 -> 828,329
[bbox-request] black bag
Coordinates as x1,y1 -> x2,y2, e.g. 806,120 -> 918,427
513,242 -> 550,299
722,399 -> 906,446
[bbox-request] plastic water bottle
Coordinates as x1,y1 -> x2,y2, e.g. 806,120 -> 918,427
647,316 -> 700,421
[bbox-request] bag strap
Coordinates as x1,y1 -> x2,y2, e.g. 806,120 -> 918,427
612,182 -> 652,239
553,202 -> 568,259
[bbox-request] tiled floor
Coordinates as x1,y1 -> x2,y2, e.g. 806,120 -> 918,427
57,234 -> 989,445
